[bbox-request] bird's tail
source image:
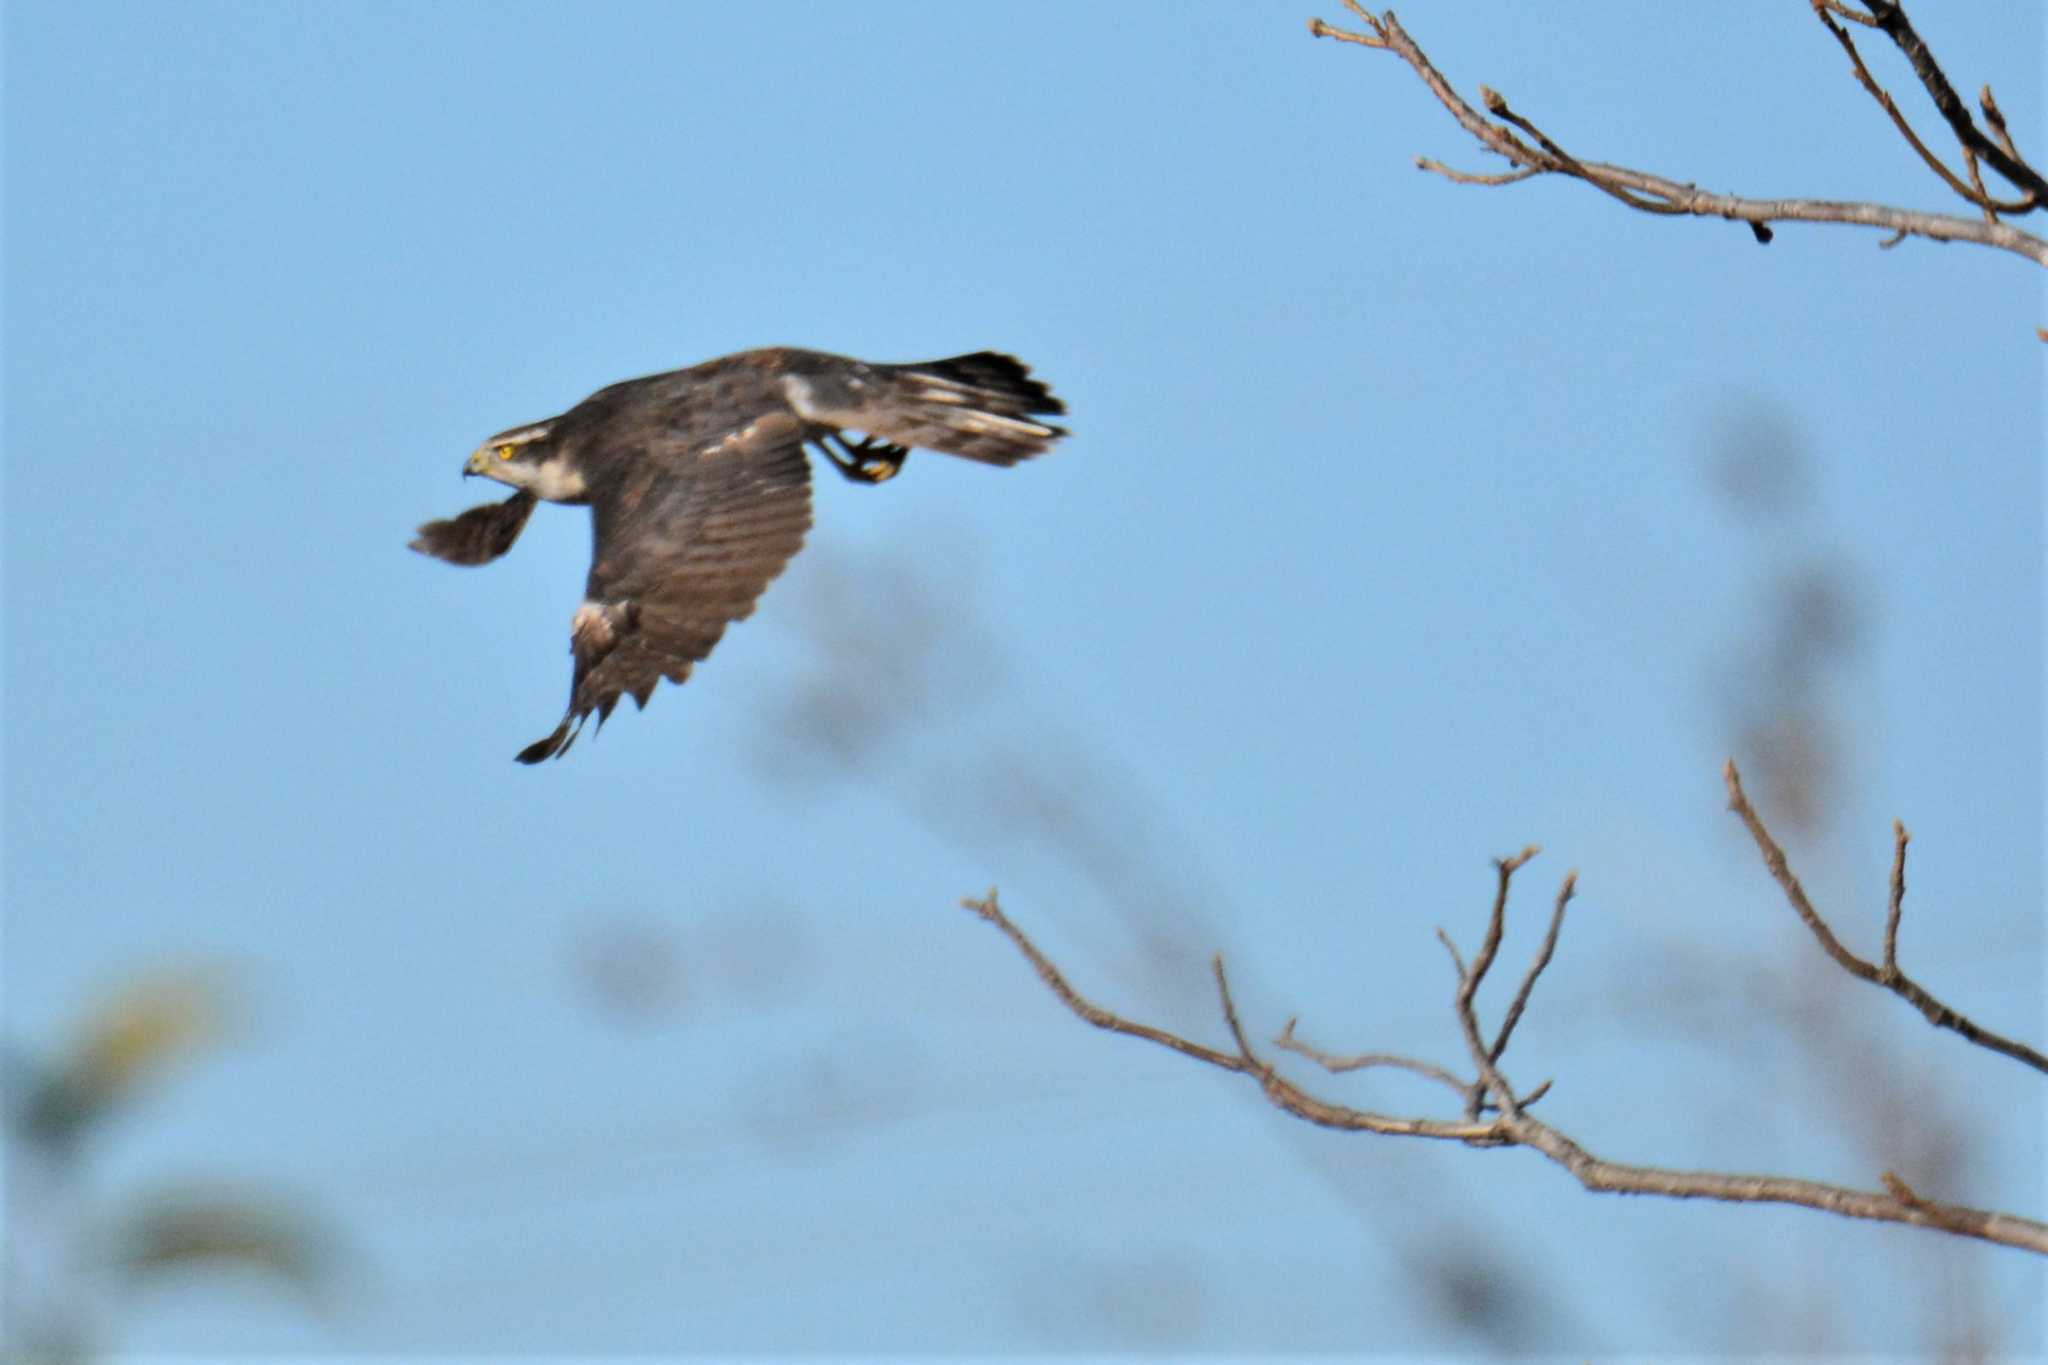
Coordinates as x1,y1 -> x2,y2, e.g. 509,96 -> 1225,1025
804,352 -> 1067,467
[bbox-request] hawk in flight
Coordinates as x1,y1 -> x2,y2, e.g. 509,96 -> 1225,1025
411,347 -> 1067,763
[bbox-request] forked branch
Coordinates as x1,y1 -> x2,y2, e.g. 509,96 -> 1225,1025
1723,760 -> 2047,1075
1307,3 -> 2048,268
959,791 -> 2048,1254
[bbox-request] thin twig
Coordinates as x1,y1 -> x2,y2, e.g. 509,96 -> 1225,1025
1306,16 -> 1385,50
1961,147 -> 2001,225
1883,820 -> 1909,971
1434,926 -> 1467,982
1444,889 -> 1507,1117
1978,86 -> 2020,164
1445,847 -> 1544,1117
1815,0 -> 1880,26
1482,89 -> 1679,215
960,890 -> 1244,1072
1812,5 -> 2032,214
1212,954 -> 1255,1062
1852,0 -> 2048,205
1492,871 -> 1577,1063
1274,1018 -> 1469,1098
1722,764 -> 2047,1075
1274,1015 -> 1547,1116
1416,158 -> 1540,187
1467,845 -> 1539,993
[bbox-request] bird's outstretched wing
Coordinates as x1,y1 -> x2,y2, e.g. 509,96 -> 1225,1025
410,490 -> 539,566
516,412 -> 814,763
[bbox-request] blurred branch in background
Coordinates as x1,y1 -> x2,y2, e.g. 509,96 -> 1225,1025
3,970 -> 331,1361
1308,1 -> 2048,275
1702,403 -> 1866,841
754,539 -> 1229,998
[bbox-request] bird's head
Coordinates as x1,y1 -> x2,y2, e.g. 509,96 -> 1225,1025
464,420 -> 586,501
466,422 -> 554,488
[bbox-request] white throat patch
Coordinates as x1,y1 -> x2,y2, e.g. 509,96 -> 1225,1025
525,454 -> 587,502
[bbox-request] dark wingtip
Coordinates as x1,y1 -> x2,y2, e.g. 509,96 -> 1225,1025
514,713 -> 587,764
412,491 -> 539,566
515,720 -> 572,765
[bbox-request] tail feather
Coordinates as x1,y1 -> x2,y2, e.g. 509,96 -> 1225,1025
786,351 -> 1067,468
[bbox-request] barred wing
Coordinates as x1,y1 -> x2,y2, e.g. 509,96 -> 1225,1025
516,412 -> 814,763
410,490 -> 538,565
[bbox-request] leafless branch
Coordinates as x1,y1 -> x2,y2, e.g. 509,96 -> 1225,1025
1814,0 -> 1879,27
1811,5 -> 2034,214
1273,1018 -> 1469,1099
1840,1 -> 2048,205
1883,818 -> 1908,970
1491,870 -> 1575,1065
1412,159 -> 1539,187
959,886 -> 1242,1074
960,836 -> 2048,1254
1977,86 -> 2021,166
962,890 -> 1499,1143
1722,761 -> 2048,1075
1307,6 -> 2048,268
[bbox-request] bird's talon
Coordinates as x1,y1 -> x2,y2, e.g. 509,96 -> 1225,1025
817,432 -> 907,485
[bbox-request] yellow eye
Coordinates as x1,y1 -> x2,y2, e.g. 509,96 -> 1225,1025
496,444 -> 514,460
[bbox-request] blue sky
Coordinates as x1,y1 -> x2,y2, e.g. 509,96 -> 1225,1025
5,0 -> 2043,1356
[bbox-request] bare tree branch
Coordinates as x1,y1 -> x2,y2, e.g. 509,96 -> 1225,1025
1722,761 -> 2048,1075
1977,86 -> 2021,167
959,887 -> 1243,1074
1490,870 -> 1575,1065
1811,5 -> 2035,214
1307,6 -> 2048,268
1843,0 -> 2048,205
1814,0 -> 1880,27
1883,818 -> 1908,971
960,834 -> 2048,1254
1444,847 -> 1544,1120
962,891 -> 1500,1143
1273,1019 -> 1471,1099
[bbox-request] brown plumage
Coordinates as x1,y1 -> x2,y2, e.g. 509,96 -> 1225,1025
410,347 -> 1067,763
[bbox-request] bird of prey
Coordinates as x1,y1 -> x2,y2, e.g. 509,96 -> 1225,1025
411,347 -> 1066,763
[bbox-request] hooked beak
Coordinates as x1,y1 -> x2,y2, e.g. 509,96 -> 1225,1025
463,447 -> 490,478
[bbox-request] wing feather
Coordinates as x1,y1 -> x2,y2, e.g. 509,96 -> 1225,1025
515,413 -> 813,763
409,490 -> 538,565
